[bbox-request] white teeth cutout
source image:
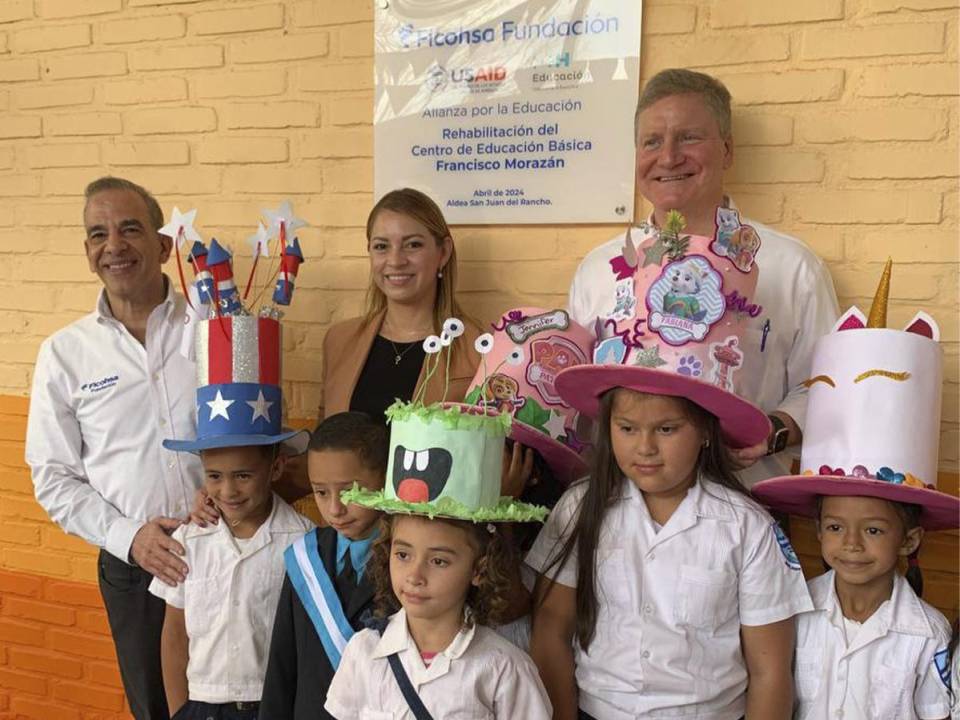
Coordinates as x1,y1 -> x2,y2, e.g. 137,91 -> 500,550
403,450 -> 414,470
416,450 -> 429,471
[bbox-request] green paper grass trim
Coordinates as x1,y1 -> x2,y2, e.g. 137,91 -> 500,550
385,400 -> 511,435
341,486 -> 548,523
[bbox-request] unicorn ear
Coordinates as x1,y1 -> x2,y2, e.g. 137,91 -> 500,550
903,311 -> 940,341
834,307 -> 866,332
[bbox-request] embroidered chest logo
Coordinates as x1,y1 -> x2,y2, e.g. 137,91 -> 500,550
80,375 -> 119,393
646,255 -> 725,345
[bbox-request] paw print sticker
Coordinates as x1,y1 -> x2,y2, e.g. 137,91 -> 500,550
676,355 -> 702,377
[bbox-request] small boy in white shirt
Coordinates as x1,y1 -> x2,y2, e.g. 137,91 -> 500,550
150,441 -> 312,720
753,267 -> 957,720
149,299 -> 314,719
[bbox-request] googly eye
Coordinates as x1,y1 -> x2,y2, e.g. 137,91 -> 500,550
474,333 -> 494,354
423,335 -> 442,354
442,318 -> 465,338
506,346 -> 524,366
439,330 -> 452,347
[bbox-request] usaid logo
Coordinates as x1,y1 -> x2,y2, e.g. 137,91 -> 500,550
81,375 -> 119,393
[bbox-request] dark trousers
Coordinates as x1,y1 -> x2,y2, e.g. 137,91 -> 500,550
172,700 -> 259,720
98,549 -> 170,720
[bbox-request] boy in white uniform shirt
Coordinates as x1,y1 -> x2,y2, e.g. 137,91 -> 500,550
149,241 -> 314,718
754,264 -> 956,720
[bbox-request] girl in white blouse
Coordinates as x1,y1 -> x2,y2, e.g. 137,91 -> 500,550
527,388 -> 812,720
325,513 -> 552,719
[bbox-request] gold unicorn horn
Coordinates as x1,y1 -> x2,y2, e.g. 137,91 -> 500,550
866,258 -> 892,328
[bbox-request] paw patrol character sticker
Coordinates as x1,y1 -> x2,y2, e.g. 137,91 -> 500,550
480,374 -> 526,414
711,207 -> 761,273
527,335 -> 589,405
708,336 -> 744,391
610,280 -> 636,322
646,255 -> 725,345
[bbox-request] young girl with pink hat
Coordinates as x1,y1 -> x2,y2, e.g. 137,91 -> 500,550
753,262 -> 957,720
526,209 -> 813,719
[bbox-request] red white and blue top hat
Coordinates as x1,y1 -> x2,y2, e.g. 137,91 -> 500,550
161,202 -> 309,455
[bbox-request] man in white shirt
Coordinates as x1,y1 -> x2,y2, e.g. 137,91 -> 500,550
26,177 -> 202,720
568,69 -> 839,486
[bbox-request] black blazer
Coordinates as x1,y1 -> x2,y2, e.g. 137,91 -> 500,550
259,527 -> 376,720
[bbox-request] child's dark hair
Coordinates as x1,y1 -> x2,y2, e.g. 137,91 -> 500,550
816,496 -> 925,595
541,388 -> 745,651
369,515 -> 513,627
309,412 -> 388,473
504,439 -> 564,553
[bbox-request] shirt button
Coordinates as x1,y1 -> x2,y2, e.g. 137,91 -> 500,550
159,418 -> 167,427
644,604 -> 653,614
835,711 -> 844,718
641,650 -> 650,659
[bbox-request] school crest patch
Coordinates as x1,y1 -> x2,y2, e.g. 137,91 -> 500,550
772,522 -> 802,570
933,648 -> 950,690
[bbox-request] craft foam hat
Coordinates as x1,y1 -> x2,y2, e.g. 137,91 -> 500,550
463,308 -> 594,487
555,208 -> 771,449
342,319 -> 548,523
753,262 -> 958,531
162,202 -> 309,455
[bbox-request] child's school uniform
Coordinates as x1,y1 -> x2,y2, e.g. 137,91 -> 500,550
324,608 -> 552,719
525,476 -> 812,720
149,495 -> 313,716
794,570 -> 952,720
259,525 -> 376,720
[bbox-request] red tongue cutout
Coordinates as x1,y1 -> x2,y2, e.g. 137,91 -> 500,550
397,479 -> 429,503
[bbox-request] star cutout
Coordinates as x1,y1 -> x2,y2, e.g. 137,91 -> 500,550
543,410 -> 567,440
246,390 -> 273,424
246,222 -> 270,258
206,390 -> 234,421
641,237 -> 670,267
159,207 -> 202,249
633,345 -> 667,368
262,200 -> 306,242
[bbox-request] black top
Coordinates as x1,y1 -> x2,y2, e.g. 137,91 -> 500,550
259,527 -> 375,720
349,334 -> 426,424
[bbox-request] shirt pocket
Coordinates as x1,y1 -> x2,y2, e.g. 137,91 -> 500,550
596,548 -> 631,608
672,565 -> 737,629
182,576 -> 222,638
359,709 -> 394,720
868,663 -> 910,720
793,646 -> 822,707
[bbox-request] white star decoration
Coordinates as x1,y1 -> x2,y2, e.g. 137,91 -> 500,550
544,410 -> 567,440
206,390 -> 234,421
158,207 -> 202,249
246,222 -> 270,258
262,200 -> 306,242
246,390 -> 273,424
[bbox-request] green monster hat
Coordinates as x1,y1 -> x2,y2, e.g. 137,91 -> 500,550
342,319 -> 549,523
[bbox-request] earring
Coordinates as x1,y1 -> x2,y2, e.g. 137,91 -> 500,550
437,269 -> 444,279
702,438 -> 710,448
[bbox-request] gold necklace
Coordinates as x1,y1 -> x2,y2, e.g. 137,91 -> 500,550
387,338 -> 417,366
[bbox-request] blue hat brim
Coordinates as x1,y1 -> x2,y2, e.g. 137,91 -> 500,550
163,429 -> 309,456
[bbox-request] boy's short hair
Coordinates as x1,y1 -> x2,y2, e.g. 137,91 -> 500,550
199,443 -> 279,462
309,412 -> 388,472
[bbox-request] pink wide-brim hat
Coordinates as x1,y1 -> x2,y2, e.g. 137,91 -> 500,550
509,421 -> 588,487
752,475 -> 960,531
554,364 -> 771,450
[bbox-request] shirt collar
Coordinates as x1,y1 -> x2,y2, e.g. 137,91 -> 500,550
817,570 -> 936,639
95,274 -> 177,322
619,475 -> 736,522
336,527 -> 379,575
372,608 -> 478,662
